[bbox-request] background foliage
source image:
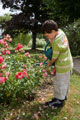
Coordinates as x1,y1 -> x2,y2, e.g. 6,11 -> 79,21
0,0 -> 80,54
63,19 -> 80,56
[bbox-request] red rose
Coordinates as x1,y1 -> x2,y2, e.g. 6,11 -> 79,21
16,72 -> 24,79
16,43 -> 23,50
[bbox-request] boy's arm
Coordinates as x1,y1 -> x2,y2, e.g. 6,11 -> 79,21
48,37 -> 60,67
48,58 -> 55,67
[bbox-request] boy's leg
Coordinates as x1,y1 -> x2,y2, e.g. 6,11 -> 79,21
45,71 -> 71,107
44,70 -> 72,107
65,70 -> 72,100
53,70 -> 71,100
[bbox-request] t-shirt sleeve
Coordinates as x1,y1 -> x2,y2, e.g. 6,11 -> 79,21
59,35 -> 68,50
52,34 -> 68,60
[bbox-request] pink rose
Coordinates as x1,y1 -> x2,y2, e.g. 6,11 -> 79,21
42,69 -> 46,72
0,77 -> 6,84
23,69 -> 29,78
5,72 -> 10,80
15,50 -> 18,53
6,72 -> 10,77
1,63 -> 7,69
0,39 -> 4,44
50,72 -> 54,75
25,52 -> 29,56
3,41 -> 8,48
53,68 -> 56,73
0,73 -> 3,77
42,72 -> 48,78
8,38 -> 12,42
0,56 -> 3,64
6,50 -> 11,54
2,50 -> 6,55
5,34 -> 10,39
40,62 -> 43,66
25,52 -> 31,58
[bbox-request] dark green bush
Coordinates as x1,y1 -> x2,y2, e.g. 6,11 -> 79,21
63,19 -> 80,56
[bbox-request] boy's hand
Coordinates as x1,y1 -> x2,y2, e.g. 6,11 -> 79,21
48,58 -> 55,67
48,61 -> 52,67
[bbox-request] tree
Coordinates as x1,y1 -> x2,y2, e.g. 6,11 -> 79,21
53,0 -> 80,23
43,0 -> 80,26
1,0 -> 52,49
0,14 -> 11,38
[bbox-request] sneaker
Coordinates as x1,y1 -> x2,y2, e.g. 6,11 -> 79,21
49,99 -> 65,108
45,98 -> 57,106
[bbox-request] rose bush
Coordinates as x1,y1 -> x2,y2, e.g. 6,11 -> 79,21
0,35 -> 55,104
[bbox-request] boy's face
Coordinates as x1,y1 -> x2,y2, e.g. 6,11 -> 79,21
44,30 -> 57,42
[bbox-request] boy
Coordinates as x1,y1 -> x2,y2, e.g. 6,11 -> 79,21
42,20 -> 73,108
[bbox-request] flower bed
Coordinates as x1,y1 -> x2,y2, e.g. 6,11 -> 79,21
0,35 -> 55,104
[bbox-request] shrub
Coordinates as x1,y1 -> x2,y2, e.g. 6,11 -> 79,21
0,35 -> 55,104
36,38 -> 46,48
63,19 -> 80,56
28,38 -> 46,49
0,53 -> 42,104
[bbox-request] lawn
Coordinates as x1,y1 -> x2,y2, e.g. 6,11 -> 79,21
0,72 -> 80,120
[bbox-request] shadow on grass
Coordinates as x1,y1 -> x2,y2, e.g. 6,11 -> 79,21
0,100 -> 62,120
22,102 -> 62,120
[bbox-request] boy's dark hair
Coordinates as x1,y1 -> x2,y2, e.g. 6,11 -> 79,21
41,20 -> 58,34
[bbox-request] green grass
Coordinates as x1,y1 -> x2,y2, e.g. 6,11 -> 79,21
0,72 -> 80,120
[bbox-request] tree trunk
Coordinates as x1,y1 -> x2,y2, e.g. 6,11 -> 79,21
32,31 -> 36,49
